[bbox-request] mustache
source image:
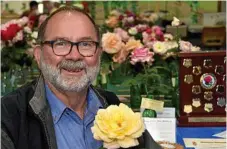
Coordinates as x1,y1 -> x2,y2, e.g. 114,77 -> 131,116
58,60 -> 86,70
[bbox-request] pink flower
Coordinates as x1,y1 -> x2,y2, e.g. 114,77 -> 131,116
114,28 -> 130,42
130,47 -> 154,65
136,24 -> 148,32
145,41 -> 156,49
152,26 -> 162,34
180,40 -> 192,52
142,32 -> 149,43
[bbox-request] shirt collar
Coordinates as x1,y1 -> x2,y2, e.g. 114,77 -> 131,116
86,88 -> 103,115
45,85 -> 66,124
45,85 -> 103,124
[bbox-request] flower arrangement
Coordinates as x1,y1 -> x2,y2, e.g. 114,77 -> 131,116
91,103 -> 145,149
1,16 -> 38,72
101,9 -> 201,96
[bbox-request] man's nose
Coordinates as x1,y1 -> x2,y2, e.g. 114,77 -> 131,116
65,45 -> 83,60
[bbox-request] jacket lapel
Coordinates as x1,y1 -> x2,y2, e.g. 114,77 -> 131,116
29,76 -> 58,149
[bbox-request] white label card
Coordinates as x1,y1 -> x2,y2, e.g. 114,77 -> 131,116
143,118 -> 176,143
156,108 -> 175,118
184,138 -> 226,148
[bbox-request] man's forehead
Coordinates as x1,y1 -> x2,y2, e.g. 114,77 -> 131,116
48,10 -> 88,22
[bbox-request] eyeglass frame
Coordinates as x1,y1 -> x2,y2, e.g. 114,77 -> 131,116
41,39 -> 99,57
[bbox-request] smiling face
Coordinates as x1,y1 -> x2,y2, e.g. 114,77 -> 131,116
34,11 -> 101,92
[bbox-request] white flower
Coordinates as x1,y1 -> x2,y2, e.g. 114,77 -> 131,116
31,31 -> 38,39
164,33 -> 174,41
171,17 -> 180,27
191,46 -> 201,52
153,41 -> 168,55
165,41 -> 178,50
24,26 -> 32,33
128,27 -> 138,35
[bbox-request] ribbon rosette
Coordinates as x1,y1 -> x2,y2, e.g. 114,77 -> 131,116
91,103 -> 145,149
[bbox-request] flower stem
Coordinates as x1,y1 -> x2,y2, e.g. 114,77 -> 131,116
142,63 -> 149,96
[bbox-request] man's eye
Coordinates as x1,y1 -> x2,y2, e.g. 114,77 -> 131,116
55,41 -> 67,46
81,42 -> 93,47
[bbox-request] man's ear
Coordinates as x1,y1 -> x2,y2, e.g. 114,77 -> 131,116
33,45 -> 42,69
98,46 -> 103,55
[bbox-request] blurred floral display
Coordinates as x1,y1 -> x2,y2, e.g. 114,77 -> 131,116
100,9 -> 201,103
1,16 -> 43,95
1,16 -> 39,72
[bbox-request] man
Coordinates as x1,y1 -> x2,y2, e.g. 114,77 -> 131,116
1,6 -> 162,149
21,1 -> 39,28
21,1 -> 39,17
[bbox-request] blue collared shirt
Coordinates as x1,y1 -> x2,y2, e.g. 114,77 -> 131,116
45,85 -> 103,149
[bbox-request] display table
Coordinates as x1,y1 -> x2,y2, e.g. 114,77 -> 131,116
177,127 -> 226,149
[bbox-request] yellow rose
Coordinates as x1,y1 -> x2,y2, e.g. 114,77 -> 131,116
102,32 -> 123,54
125,39 -> 143,51
106,16 -> 119,28
91,103 -> 145,149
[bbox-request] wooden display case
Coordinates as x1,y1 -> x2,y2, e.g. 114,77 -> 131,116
178,51 -> 226,126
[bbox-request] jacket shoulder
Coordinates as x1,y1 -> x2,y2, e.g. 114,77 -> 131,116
1,81 -> 36,137
1,81 -> 35,117
95,87 -> 120,105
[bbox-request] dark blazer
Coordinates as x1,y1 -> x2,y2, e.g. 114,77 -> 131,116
1,76 -> 162,149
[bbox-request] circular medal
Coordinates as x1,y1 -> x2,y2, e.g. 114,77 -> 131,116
200,73 -> 217,90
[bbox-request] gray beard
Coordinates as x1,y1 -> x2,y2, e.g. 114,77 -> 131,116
40,54 -> 100,92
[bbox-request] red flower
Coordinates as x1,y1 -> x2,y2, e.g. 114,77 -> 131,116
204,76 -> 212,84
118,15 -> 124,20
1,24 -> 21,41
145,28 -> 152,34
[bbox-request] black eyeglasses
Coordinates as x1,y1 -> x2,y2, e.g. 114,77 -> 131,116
41,39 -> 99,57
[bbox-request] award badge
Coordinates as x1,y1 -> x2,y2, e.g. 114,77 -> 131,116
204,103 -> 213,112
193,66 -> 202,76
183,59 -> 192,68
203,59 -> 212,69
184,105 -> 193,114
192,85 -> 201,95
192,98 -> 201,108
216,85 -> 225,94
204,91 -> 213,101
215,65 -> 225,75
184,75 -> 193,84
217,97 -> 226,107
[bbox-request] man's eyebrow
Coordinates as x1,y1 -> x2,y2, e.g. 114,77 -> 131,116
77,36 -> 95,41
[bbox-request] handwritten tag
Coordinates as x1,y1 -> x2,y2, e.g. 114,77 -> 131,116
140,98 -> 164,112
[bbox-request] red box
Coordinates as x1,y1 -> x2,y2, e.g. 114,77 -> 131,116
178,51 -> 226,126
